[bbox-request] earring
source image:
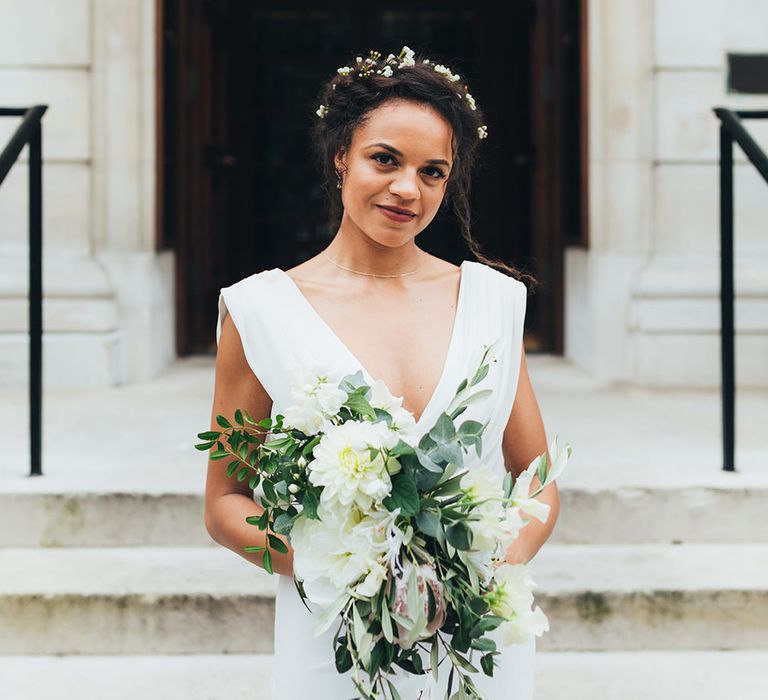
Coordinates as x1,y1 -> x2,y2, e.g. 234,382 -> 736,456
335,169 -> 343,189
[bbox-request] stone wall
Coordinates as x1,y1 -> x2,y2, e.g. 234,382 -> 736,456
0,0 -> 174,389
566,0 -> 768,387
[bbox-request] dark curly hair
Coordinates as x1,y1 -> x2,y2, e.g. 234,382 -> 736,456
309,47 -> 537,287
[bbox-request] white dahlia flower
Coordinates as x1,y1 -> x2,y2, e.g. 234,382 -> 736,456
307,420 -> 398,512
291,504 -> 397,605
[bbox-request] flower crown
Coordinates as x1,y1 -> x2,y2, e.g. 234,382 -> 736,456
315,45 -> 488,141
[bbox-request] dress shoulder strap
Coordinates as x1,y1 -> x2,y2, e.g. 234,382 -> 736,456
462,262 -> 528,445
215,269 -> 297,411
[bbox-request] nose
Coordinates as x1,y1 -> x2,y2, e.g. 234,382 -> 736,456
388,168 -> 420,200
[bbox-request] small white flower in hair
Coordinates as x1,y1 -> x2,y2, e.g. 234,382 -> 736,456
337,66 -> 352,75
398,45 -> 415,68
433,64 -> 460,82
477,125 -> 488,139
316,104 -> 328,119
381,65 -> 393,77
465,93 -> 477,110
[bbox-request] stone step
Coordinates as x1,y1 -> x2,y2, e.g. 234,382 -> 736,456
1,543 -> 766,654
1,651 -> 767,700
2,484 -> 767,546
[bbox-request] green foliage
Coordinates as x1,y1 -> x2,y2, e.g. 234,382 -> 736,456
383,472 -> 420,517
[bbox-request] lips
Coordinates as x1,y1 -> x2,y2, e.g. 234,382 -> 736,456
377,205 -> 416,217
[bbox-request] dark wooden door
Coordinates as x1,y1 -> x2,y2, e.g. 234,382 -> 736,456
161,1 -> 585,356
529,0 -> 587,353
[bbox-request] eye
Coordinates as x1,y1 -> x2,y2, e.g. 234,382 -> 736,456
424,166 -> 447,179
371,153 -> 446,180
371,153 -> 395,167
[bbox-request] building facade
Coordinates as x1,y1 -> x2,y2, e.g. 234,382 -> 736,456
1,0 -> 765,389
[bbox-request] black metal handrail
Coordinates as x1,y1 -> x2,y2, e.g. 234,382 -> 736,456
712,108 -> 768,472
0,105 -> 48,477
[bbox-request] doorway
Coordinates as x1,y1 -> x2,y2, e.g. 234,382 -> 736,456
159,0 -> 586,356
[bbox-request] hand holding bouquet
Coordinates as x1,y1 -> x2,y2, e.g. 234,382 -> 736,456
197,338 -> 571,699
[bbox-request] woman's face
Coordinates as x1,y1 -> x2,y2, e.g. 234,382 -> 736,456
333,99 -> 454,247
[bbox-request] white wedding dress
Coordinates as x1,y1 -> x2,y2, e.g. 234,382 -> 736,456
216,259 -> 535,699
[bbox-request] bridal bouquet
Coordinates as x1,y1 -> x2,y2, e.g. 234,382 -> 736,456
196,339 -> 571,699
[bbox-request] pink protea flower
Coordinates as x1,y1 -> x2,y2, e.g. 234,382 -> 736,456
390,560 -> 447,649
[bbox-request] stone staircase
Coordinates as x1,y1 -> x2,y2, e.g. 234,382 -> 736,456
1,355 -> 767,699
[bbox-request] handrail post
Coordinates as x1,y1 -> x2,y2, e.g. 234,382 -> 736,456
719,125 -> 735,472
29,120 -> 43,476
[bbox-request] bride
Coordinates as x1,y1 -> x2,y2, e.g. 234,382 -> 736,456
205,46 -> 560,699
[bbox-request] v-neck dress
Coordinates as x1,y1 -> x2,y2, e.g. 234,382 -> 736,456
216,260 -> 533,699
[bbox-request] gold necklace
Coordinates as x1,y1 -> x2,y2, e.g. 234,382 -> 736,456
321,250 -> 424,278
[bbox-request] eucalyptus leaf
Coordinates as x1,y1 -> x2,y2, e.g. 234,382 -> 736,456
457,419 -> 483,436
433,440 -> 463,466
272,512 -> 295,535
429,412 -> 456,442
414,447 -> 442,474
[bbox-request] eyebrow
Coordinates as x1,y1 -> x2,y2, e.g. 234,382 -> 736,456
364,142 -> 451,167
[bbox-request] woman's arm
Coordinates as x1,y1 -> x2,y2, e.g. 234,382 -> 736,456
500,347 -> 561,565
204,312 -> 294,576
